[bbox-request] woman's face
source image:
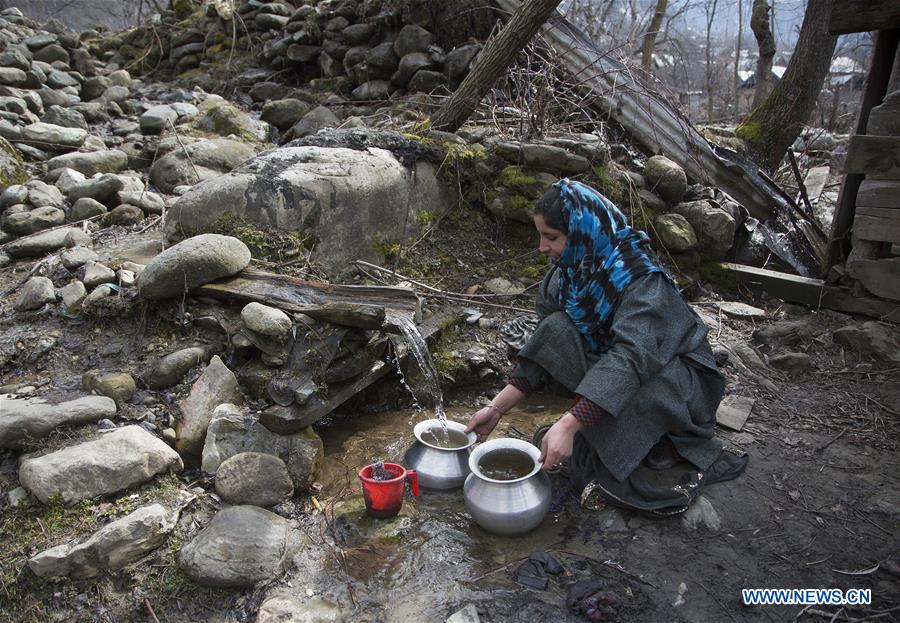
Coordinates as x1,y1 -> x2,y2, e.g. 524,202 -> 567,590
534,214 -> 567,260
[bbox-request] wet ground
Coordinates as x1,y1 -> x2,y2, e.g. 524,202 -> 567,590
283,394 -> 900,623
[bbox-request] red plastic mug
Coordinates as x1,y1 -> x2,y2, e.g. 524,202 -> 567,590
358,462 -> 419,519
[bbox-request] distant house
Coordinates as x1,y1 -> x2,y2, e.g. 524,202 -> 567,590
737,65 -> 788,112
828,55 -> 866,88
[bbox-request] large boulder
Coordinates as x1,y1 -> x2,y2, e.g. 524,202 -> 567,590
178,505 -> 297,587
137,234 -> 251,300
18,426 -> 183,504
149,138 -> 257,194
164,131 -> 450,274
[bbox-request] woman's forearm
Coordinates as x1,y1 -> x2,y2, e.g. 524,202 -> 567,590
490,384 -> 527,415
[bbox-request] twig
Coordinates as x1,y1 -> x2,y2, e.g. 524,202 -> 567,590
816,428 -> 847,452
144,599 -> 161,623
135,216 -> 162,234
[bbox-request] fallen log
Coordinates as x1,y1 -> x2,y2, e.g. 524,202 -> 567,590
493,1 -> 821,275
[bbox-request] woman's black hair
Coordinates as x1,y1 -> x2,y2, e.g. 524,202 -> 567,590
533,184 -> 567,232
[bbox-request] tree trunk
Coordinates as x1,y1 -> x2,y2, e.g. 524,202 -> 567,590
736,0 -> 837,171
430,0 -> 563,133
751,0 -> 776,107
733,0 -> 743,119
640,0 -> 668,70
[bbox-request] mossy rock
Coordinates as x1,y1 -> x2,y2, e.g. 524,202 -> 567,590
172,0 -> 195,20
0,137 -> 27,189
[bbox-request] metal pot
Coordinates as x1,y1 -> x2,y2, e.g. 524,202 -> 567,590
403,419 -> 476,490
463,438 -> 551,536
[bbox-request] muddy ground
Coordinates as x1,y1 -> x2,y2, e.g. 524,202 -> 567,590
0,218 -> 898,623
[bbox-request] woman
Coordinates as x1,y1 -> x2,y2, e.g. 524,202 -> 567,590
465,179 -> 747,516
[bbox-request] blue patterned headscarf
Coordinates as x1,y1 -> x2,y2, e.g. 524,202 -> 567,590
552,179 -> 664,352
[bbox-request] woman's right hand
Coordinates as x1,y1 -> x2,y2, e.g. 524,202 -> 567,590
465,405 -> 503,442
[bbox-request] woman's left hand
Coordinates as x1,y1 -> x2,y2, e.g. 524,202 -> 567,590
538,412 -> 583,470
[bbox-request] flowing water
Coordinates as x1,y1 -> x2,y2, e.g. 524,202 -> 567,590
420,426 -> 470,449
391,315 -> 448,436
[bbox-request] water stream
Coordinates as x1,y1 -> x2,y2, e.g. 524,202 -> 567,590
390,315 -> 447,434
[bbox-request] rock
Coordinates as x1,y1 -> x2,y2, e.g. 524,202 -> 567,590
116,190 -> 165,215
285,105 -> 340,140
102,85 -> 129,105
0,136 -> 26,186
140,104 -> 178,134
241,302 -> 292,337
653,213 -> 697,252
80,260 -> 115,287
58,280 -> 87,311
257,596 -> 345,623
680,496 -> 721,531
83,283 -> 115,306
103,204 -> 144,226
0,183 -> 28,208
447,604 -> 481,623
22,122 -> 87,151
138,234 -> 251,300
5,227 -> 91,258
52,167 -> 87,193
25,179 -> 65,208
644,155 -> 687,204
0,395 -> 116,449
69,197 -> 107,221
408,69 -> 445,92
769,352 -> 811,372
68,173 -> 133,206
716,301 -> 767,319
671,199 -> 735,259
394,52 -> 435,86
178,505 -> 296,587
196,98 -> 268,141
0,67 -> 28,87
27,504 -> 176,579
4,206 -> 65,235
520,143 -> 590,174
260,98 -> 311,131
215,452 -> 294,507
394,24 -> 434,58
484,277 -> 524,295
367,42 -> 398,69
445,44 -> 480,86
83,370 -> 136,405
15,276 -> 56,311
149,138 -> 257,194
202,403 -> 323,491
145,346 -> 212,389
754,319 -> 816,345
165,134 -> 450,274
19,425 -> 183,504
832,322 -> 900,363
176,355 -> 243,457
8,486 -> 30,508
42,104 -> 87,130
47,149 -> 127,176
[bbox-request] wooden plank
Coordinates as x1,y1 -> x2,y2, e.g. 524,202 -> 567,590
857,179 -> 900,208
195,268 -> 421,331
826,30 -> 900,272
716,395 -> 755,432
720,263 -> 900,322
854,206 -> 900,243
829,0 -> 900,34
843,135 -> 900,178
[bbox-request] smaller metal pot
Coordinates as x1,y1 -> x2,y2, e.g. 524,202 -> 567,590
403,419 -> 476,490
463,438 -> 551,536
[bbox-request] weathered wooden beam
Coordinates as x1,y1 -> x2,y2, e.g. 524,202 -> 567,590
195,268 -> 421,331
857,179 -> 900,208
854,206 -> 900,243
843,135 -> 900,178
829,0 -> 900,35
719,262 -> 900,321
826,29 -> 900,271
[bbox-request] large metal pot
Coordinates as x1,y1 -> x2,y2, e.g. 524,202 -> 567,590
463,438 -> 551,536
403,419 -> 476,490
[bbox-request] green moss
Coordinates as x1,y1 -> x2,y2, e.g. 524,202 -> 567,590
698,261 -> 740,289
501,165 -> 537,188
172,0 -> 194,20
209,213 -> 312,260
0,138 -> 27,187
